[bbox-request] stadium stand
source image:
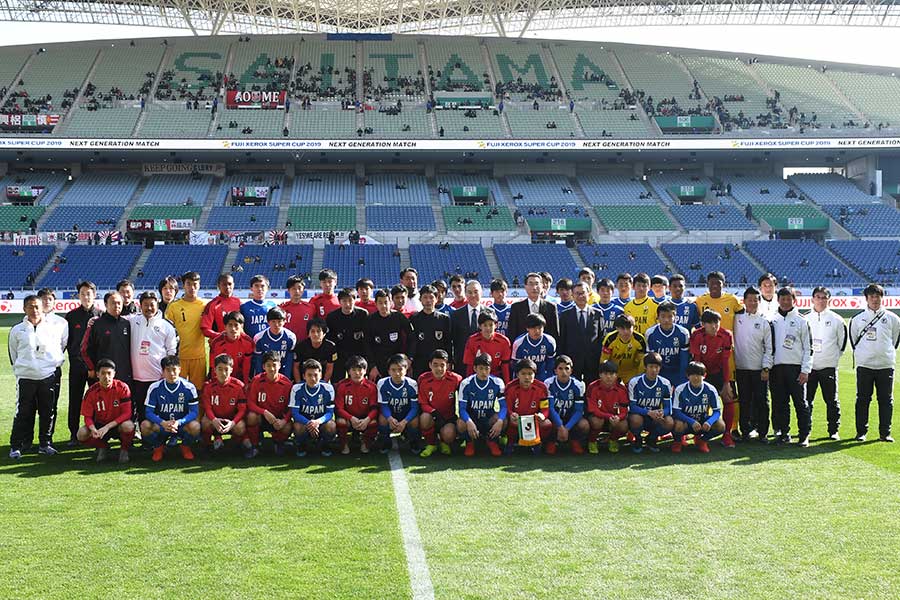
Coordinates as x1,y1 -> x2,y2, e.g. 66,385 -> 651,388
364,174 -> 429,205
322,243 -> 401,288
58,173 -> 140,206
789,173 -> 879,205
39,244 -> 142,289
577,243 -> 667,282
285,206 -> 356,231
434,109 -> 505,139
614,48 -> 702,118
594,205 -> 675,230
410,243 -> 492,285
443,206 -> 516,231
366,206 -> 435,231
752,61 -> 862,130
424,38 -> 489,92
646,172 -> 711,205
228,37 -> 293,93
215,109 -> 285,138
139,244 -> 228,287
669,204 -> 755,231
826,69 -> 900,126
42,206 -> 124,232
436,173 -> 503,205
578,174 -> 656,205
129,205 -> 202,221
138,174 -> 214,206
1,246 -> 54,289
827,240 -> 900,285
0,205 -> 43,232
58,108 -> 142,138
507,174 -> 580,207
549,43 -> 623,102
0,172 -> 67,206
363,108 -> 432,138
3,46 -> 97,117
289,108 -> 358,138
822,204 -> 900,238
294,39 -> 357,101
154,38 -> 227,101
487,40 -> 557,102
575,108 -> 651,137
743,240 -> 865,286
750,204 -> 829,228
495,243 -> 579,283
363,39 -> 426,101
138,104 -> 213,138
205,206 -> 278,230
0,47 -> 31,97
216,173 -> 284,205
291,173 -> 356,205
505,107 -> 578,139
719,173 -> 795,205
231,244 -> 315,288
662,243 -> 762,286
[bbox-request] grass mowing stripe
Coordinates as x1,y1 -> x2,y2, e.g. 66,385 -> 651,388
389,450 -> 435,600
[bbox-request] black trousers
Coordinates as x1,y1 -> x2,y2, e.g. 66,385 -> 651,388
807,367 -> 840,435
10,376 -> 57,450
68,366 -> 95,438
736,369 -> 769,437
855,367 -> 894,438
131,380 -> 152,423
770,364 -> 810,438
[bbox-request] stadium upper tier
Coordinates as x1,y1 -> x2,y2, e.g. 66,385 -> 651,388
2,34 -> 900,140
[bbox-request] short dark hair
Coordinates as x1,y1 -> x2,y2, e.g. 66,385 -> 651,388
686,361 -> 707,377
223,310 -> 244,325
776,286 -> 795,298
181,271 -> 200,283
743,286 -> 761,299
302,359 -> 322,375
96,358 -> 116,371
489,278 -> 508,292
656,301 -> 676,315
477,309 -> 498,325
599,360 -> 618,374
356,278 -> 374,290
431,279 -> 448,293
158,276 -> 178,293
400,267 -> 417,278
644,352 -> 662,367
374,288 -> 391,301
319,269 -> 337,281
669,274 -> 685,285
22,294 -> 39,307
707,271 -> 726,284
524,313 -> 546,329
700,309 -> 721,324
307,318 -> 328,335
864,283 -> 885,298
286,275 -> 306,289
596,277 -> 615,291
632,273 -> 650,285
555,278 -> 573,291
346,355 -> 368,370
812,286 -> 831,299
473,353 -> 492,368
160,354 -> 181,369
37,287 -> 55,300
387,354 -> 409,369
578,267 -> 595,280
250,274 -> 270,287
213,353 -> 234,367
613,314 -> 635,329
390,284 -> 408,297
419,285 -> 437,297
616,273 -> 633,284
266,307 -> 286,321
103,291 -> 121,304
650,275 -> 669,287
429,349 -> 450,363
515,358 -> 537,374
449,274 -> 465,286
77,280 -> 97,293
554,355 -> 573,368
261,351 -> 281,365
138,291 -> 159,304
217,273 -> 234,285
116,279 -> 134,291
758,272 -> 778,286
337,287 -> 356,301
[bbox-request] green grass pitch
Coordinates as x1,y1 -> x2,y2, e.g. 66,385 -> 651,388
2,325 -> 900,599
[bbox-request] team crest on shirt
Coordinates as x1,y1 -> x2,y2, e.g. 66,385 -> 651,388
122,328 -> 129,336
656,388 -> 662,396
178,393 -> 184,401
153,326 -> 161,333
754,323 -> 760,329
229,398 -> 236,406
418,332 -> 425,341
354,332 -> 363,340
673,339 -> 679,347
113,400 -> 119,407
435,331 -> 443,340
724,308 -> 730,313
389,332 -> 399,342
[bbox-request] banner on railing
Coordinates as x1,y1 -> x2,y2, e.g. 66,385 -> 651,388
225,90 -> 287,109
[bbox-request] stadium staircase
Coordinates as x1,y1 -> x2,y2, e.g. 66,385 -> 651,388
117,176 -> 150,232
224,245 -> 240,275
608,49 -> 660,136
32,248 -> 60,287
34,179 -> 72,232
652,245 -> 678,273
429,180 -> 447,235
133,45 -> 172,137
418,40 -> 439,137
484,246 -> 502,281
645,182 -> 688,234
543,46 -> 586,138
398,246 -> 411,268
62,48 -> 104,127
207,41 -> 237,137
278,178 -> 293,229
128,247 -> 153,280
822,243 -> 868,281
311,244 -> 324,276
0,53 -> 35,111
570,177 -> 606,234
356,43 -> 365,104
738,246 -> 770,275
284,43 -> 302,134
678,57 -> 725,133
197,178 -> 222,228
355,177 -> 367,232
820,74 -> 868,123
480,43 -> 513,138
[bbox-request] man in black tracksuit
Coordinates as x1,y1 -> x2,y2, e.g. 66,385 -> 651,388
365,289 -> 412,380
64,280 -> 101,443
408,285 -> 451,377
326,288 -> 370,381
81,292 -> 133,389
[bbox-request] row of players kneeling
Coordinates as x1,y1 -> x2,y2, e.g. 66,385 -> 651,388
78,346 -> 727,463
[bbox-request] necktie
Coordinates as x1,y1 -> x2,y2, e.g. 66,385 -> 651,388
531,302 -> 539,315
579,310 -> 586,331
470,307 -> 477,330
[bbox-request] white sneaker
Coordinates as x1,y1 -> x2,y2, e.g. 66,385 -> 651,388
360,441 -> 370,454
341,444 -> 351,455
212,438 -> 224,451
38,444 -> 58,456
96,448 -> 108,463
118,449 -> 130,464
9,449 -> 21,460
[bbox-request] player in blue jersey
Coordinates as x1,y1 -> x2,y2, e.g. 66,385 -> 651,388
649,275 -> 669,302
593,278 -> 624,338
671,361 -> 725,454
141,355 -> 201,462
544,355 -> 588,455
457,353 -> 506,457
644,301 -> 691,387
376,354 -> 421,454
241,274 -> 278,338
668,274 -> 700,330
489,278 -> 511,337
251,307 -> 298,379
627,353 -> 674,453
612,272 -> 633,309
511,313 -> 557,381
555,278 -> 575,315
290,359 -> 337,457
432,280 -> 453,316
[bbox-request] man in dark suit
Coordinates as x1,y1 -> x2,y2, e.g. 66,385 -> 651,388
449,280 -> 484,374
508,272 -> 560,342
558,282 -> 602,383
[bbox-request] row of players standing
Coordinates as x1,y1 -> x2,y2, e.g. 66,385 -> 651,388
9,265 -> 900,457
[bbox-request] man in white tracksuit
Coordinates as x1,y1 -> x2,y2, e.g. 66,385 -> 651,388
805,286 -> 847,440
126,291 -> 179,423
848,283 -> 900,442
733,286 -> 774,442
8,295 -> 67,459
770,287 -> 813,447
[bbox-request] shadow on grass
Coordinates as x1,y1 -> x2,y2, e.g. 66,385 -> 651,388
0,435 -> 885,479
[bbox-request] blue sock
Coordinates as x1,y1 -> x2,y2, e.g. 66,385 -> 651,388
147,430 -> 163,448
377,425 -> 390,443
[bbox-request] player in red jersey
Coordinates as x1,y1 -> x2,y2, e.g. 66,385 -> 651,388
689,309 -> 736,447
355,278 -> 378,314
463,310 -> 512,382
209,311 -> 255,382
246,351 -> 294,456
448,275 -> 467,310
201,354 -> 253,457
418,349 -> 463,457
504,359 -> 552,454
310,269 -> 340,318
200,273 -> 241,340
280,275 -> 315,343
77,358 -> 135,463
586,360 -> 630,454
334,355 -> 379,454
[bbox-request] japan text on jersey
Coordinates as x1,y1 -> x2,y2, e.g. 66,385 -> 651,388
545,377 -> 585,420
631,375 -> 670,410
378,378 -> 417,414
291,384 -> 333,419
461,376 -> 502,419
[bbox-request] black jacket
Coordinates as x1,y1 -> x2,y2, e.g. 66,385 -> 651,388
80,312 -> 132,382
65,304 -> 101,371
558,304 -> 603,383
449,304 -> 481,374
408,310 -> 452,377
507,298 -> 560,343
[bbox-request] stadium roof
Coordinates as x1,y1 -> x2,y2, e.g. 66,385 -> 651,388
4,0 -> 900,36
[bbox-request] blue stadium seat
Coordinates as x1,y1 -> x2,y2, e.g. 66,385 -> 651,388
231,244 -> 315,289
576,243 -> 667,282
409,244 -> 492,286
367,206 -> 435,231
205,207 -> 279,231
291,174 -> 356,206
216,174 -> 284,206
661,243 -> 761,286
139,175 -> 215,206
139,245 -> 228,289
59,173 -> 140,206
322,244 -> 401,289
0,173 -> 66,206
507,175 -> 580,207
827,240 -> 900,285
365,174 -> 430,206
0,246 -> 55,288
669,205 -> 755,231
495,244 -> 579,283
743,240 -> 864,287
822,204 -> 900,238
39,245 -> 142,289
42,206 -> 123,232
